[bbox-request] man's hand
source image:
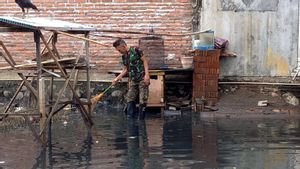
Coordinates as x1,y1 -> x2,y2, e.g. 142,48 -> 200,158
144,75 -> 150,86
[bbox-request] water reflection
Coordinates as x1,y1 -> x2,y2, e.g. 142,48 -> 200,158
126,119 -> 147,169
3,109 -> 300,169
31,131 -> 92,169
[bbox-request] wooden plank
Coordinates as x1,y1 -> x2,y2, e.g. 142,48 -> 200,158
0,57 -> 77,70
0,113 -> 40,116
147,77 -> 164,105
147,103 -> 165,107
108,70 -> 165,76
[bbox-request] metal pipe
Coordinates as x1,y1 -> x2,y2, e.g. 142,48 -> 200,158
95,28 -> 211,37
219,81 -> 300,86
298,0 -> 300,67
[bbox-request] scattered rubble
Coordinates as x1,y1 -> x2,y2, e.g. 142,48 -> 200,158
111,90 -> 123,97
15,92 -> 24,100
282,92 -> 299,106
271,92 -> 279,97
3,90 -> 11,98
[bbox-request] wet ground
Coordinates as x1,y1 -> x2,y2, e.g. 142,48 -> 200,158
1,106 -> 300,169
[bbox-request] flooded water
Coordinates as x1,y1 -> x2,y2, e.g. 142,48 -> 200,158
1,108 -> 300,169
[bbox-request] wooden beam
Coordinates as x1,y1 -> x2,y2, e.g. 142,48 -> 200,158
55,31 -> 111,47
0,41 -> 17,66
0,80 -> 25,121
18,73 -> 38,98
0,57 -> 77,70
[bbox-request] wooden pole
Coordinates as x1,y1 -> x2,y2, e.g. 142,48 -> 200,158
0,41 -> 16,66
35,30 -> 47,145
38,31 -> 93,136
52,33 -> 61,59
41,34 -> 54,55
85,32 -> 91,115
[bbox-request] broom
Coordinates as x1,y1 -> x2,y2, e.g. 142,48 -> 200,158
90,84 -> 113,112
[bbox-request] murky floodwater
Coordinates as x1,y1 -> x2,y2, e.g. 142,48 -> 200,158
1,108 -> 300,169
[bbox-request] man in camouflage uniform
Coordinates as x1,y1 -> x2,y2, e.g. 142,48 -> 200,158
112,39 -> 150,119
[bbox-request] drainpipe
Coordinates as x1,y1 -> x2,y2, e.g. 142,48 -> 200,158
298,0 -> 300,67
292,1 -> 300,80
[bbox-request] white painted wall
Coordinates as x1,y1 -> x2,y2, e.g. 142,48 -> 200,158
200,0 -> 299,77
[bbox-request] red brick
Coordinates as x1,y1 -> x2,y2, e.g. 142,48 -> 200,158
73,0 -> 86,2
194,67 -> 206,74
193,74 -> 203,80
205,74 -> 219,80
175,0 -> 189,3
194,56 -> 206,63
205,86 -> 218,92
193,91 -> 205,98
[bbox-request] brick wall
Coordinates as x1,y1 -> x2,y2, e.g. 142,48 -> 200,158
0,0 -> 193,73
192,50 -> 220,106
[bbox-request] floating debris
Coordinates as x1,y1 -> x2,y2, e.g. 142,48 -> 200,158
164,110 -> 181,116
128,136 -> 136,139
258,100 -> 268,107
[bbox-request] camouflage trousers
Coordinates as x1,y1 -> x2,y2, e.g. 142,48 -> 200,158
126,80 -> 149,105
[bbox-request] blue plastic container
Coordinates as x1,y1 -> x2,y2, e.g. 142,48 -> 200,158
192,30 -> 215,50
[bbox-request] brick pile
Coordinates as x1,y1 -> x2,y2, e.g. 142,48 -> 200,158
192,49 -> 220,106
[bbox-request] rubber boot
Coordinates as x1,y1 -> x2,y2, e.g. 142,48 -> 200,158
138,104 -> 146,120
127,101 -> 136,119
123,103 -> 127,115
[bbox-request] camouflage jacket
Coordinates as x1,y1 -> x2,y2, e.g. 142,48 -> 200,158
122,47 -> 145,82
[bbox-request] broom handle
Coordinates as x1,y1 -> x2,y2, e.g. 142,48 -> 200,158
97,84 -> 113,97
103,84 -> 113,94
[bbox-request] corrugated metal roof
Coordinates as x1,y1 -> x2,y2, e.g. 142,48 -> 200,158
0,17 -> 96,31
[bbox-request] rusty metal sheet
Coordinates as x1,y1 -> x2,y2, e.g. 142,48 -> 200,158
0,17 -> 96,32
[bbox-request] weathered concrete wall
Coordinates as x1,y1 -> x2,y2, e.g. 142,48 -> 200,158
200,0 -> 299,77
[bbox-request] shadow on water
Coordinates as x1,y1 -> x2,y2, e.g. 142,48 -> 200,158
3,108 -> 300,168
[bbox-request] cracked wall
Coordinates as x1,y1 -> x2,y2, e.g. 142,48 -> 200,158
196,0 -> 299,78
